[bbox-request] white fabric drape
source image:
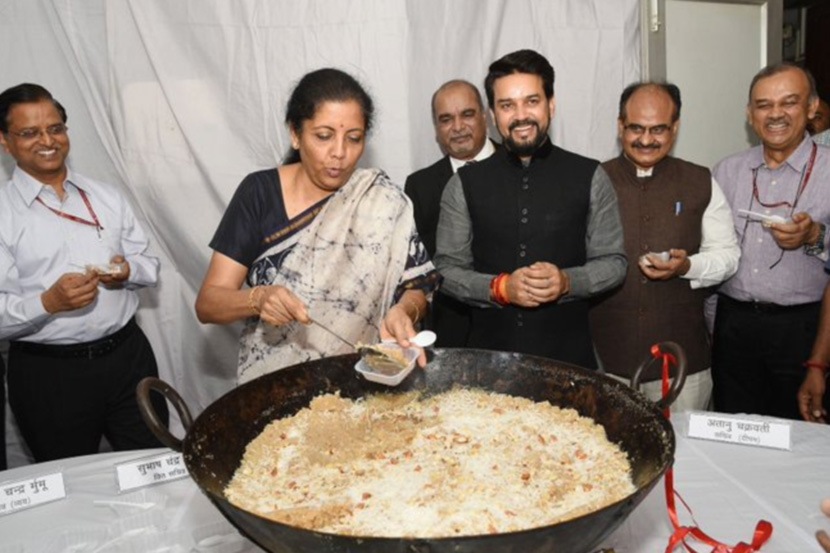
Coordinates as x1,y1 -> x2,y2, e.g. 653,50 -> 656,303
0,0 -> 640,465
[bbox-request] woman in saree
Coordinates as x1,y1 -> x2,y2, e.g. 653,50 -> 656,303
196,68 -> 438,384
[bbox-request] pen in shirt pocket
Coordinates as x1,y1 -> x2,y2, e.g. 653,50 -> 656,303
674,201 -> 682,216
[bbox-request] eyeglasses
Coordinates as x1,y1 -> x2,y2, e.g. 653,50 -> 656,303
623,124 -> 671,137
6,123 -> 68,140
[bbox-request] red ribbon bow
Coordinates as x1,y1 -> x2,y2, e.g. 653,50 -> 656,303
650,344 -> 774,553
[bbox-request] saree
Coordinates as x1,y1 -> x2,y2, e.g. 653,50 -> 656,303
237,167 -> 432,383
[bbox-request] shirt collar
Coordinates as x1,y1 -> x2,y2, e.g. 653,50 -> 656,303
750,133 -> 815,172
619,153 -> 672,178
11,165 -> 85,206
449,139 -> 497,173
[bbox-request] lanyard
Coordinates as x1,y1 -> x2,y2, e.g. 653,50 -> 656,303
35,188 -> 104,235
750,142 -> 818,212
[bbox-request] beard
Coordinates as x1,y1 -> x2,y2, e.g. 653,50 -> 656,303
502,118 -> 550,157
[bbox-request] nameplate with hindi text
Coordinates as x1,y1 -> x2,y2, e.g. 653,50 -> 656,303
0,472 -> 66,516
687,412 -> 791,450
115,451 -> 188,492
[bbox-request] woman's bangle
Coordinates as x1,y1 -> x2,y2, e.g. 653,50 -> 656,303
248,286 -> 263,315
803,360 -> 829,373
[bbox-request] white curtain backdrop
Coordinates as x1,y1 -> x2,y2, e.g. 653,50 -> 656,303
0,0 -> 641,466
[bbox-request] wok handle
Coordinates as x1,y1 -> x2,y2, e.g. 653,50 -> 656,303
630,341 -> 688,410
136,376 -> 194,452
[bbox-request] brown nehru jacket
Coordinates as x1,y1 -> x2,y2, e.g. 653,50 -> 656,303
591,155 -> 713,380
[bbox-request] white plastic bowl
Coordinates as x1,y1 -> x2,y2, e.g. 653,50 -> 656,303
354,343 -> 419,386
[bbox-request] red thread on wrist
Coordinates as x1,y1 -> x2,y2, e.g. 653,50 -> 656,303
498,274 -> 509,304
490,273 -> 510,305
803,361 -> 829,372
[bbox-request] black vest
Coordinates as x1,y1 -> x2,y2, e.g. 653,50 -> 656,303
460,139 -> 599,368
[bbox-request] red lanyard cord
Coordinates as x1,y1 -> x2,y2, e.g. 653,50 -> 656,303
650,344 -> 773,552
35,188 -> 103,233
750,142 -> 818,212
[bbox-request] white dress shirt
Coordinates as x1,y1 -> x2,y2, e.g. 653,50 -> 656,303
448,139 -> 496,173
0,166 -> 159,343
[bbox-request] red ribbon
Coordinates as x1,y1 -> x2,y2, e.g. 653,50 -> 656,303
650,344 -> 774,553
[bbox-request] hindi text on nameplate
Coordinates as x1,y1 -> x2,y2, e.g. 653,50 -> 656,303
115,451 -> 188,492
0,472 -> 66,516
687,412 -> 791,450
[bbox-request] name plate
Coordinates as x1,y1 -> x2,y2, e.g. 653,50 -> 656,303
687,412 -> 791,450
115,451 -> 188,492
0,472 -> 66,516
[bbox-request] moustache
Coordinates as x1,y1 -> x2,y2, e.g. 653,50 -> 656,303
509,119 -> 539,132
632,142 -> 661,151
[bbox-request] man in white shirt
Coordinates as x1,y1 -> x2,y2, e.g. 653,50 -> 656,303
0,83 -> 167,462
405,80 -> 496,347
590,82 -> 740,412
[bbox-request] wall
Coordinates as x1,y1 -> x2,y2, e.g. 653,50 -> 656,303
0,0 -> 642,467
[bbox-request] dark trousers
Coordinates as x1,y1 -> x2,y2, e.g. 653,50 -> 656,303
7,319 -> 169,463
712,295 -> 821,420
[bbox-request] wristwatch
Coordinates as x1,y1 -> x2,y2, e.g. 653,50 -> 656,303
805,222 -> 827,257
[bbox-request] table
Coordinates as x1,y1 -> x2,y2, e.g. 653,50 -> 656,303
603,415 -> 829,552
0,415 -> 828,553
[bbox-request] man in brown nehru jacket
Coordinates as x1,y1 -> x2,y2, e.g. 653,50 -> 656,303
590,82 -> 739,411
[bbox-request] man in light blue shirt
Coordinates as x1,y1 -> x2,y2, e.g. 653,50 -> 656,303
0,83 -> 167,462
712,64 -> 830,420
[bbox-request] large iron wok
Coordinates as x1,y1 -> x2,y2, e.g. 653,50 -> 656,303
138,346 -> 685,553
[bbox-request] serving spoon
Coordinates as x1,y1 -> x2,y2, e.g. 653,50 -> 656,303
408,330 -> 437,348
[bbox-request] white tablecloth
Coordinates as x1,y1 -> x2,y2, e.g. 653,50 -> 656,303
0,415 -> 828,553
